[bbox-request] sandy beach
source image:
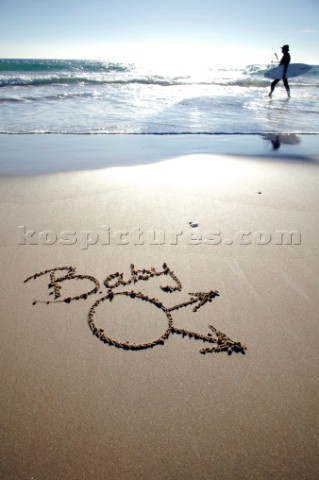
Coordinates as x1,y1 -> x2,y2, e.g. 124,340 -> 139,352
0,134 -> 318,480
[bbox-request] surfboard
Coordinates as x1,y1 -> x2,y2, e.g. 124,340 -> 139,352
264,63 -> 312,79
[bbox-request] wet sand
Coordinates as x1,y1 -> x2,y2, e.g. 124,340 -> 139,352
0,136 -> 318,479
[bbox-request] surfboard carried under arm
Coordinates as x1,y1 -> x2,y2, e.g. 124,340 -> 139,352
264,63 -> 312,79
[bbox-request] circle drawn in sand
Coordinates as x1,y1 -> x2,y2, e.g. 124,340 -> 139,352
88,291 -> 173,349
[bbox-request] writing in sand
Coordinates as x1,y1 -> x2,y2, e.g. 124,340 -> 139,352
24,263 -> 246,356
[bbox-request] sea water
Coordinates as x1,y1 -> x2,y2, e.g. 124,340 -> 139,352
0,58 -> 318,135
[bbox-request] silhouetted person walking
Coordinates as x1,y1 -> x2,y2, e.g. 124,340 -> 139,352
269,45 -> 291,98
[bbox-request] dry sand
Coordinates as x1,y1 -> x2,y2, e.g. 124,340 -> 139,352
0,138 -> 318,479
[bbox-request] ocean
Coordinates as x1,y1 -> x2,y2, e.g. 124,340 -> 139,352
0,58 -> 318,135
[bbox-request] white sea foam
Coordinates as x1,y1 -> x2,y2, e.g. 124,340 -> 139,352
0,59 -> 318,134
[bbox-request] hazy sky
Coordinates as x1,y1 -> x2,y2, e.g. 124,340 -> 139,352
0,0 -> 318,65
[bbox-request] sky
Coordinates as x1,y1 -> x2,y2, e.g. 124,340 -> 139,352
0,0 -> 318,66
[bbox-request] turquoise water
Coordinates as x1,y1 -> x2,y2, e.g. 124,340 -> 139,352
0,59 -> 318,134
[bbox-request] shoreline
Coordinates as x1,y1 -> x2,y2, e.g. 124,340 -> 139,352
0,133 -> 318,176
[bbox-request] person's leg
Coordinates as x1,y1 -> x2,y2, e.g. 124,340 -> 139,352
269,79 -> 279,97
283,77 -> 290,97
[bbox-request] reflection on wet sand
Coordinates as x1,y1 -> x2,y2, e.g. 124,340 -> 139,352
263,133 -> 301,150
